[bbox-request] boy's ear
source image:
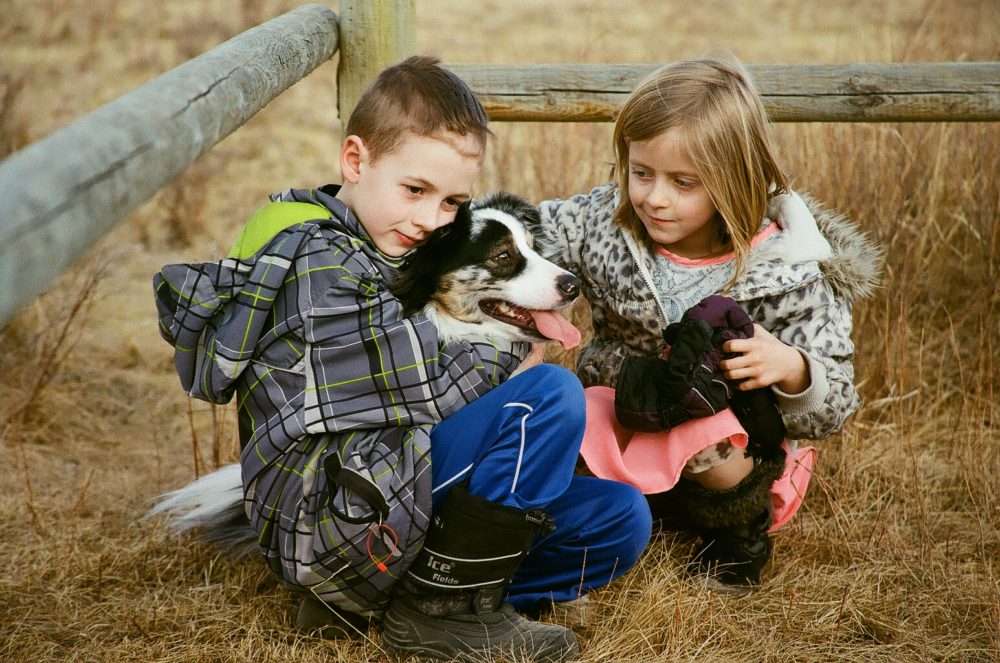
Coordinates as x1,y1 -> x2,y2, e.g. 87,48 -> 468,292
340,135 -> 368,184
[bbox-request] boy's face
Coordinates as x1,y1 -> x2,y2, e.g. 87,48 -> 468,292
338,131 -> 483,257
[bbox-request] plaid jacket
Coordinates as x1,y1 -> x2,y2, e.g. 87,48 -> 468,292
154,185 -> 525,615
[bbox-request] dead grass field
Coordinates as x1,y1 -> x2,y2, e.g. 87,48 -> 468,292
1,1 -> 998,661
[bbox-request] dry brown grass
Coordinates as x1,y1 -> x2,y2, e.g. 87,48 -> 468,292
2,1 -> 999,661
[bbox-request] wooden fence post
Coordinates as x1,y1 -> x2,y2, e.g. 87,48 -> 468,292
337,0 -> 416,125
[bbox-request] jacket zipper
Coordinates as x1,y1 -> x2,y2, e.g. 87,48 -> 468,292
618,227 -> 670,328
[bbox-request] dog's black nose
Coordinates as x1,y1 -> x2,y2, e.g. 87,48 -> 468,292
557,273 -> 581,298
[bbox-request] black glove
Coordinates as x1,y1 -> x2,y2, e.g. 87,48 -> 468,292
681,294 -> 755,370
614,318 -> 730,432
686,296 -> 786,458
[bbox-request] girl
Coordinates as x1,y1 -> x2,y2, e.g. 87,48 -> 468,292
536,57 -> 881,593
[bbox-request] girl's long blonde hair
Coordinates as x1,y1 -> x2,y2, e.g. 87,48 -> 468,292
612,56 -> 789,289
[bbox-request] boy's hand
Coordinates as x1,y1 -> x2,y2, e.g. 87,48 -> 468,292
510,342 -> 547,378
720,324 -> 810,394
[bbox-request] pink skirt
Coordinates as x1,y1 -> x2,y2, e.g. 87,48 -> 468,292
580,386 -> 815,532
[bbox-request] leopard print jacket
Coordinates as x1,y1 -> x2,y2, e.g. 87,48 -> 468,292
537,183 -> 882,441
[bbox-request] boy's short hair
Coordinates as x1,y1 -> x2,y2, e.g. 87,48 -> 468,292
346,55 -> 491,161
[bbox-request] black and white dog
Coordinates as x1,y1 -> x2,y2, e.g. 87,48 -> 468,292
393,191 -> 581,348
149,192 -> 581,545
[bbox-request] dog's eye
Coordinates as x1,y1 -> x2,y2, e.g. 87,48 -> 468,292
490,251 -> 512,264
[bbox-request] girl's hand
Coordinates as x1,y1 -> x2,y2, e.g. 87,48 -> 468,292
510,342 -> 547,378
720,324 -> 810,394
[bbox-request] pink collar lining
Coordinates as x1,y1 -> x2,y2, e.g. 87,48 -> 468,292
655,222 -> 780,266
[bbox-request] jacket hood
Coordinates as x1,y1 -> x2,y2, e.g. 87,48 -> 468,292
272,185 -> 407,272
736,191 -> 883,302
154,186 -> 389,403
804,192 -> 883,301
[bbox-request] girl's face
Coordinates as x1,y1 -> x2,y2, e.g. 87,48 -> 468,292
627,127 -> 723,258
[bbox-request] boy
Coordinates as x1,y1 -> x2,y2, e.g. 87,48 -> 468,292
154,56 -> 651,662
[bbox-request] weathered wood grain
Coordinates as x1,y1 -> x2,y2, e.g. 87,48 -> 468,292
448,62 -> 1000,122
337,0 -> 415,125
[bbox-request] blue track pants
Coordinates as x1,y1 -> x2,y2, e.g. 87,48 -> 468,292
429,363 -> 652,611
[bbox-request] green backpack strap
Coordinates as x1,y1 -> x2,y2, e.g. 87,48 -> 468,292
227,201 -> 332,259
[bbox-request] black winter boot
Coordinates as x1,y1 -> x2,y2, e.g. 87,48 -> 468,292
669,452 -> 785,595
689,508 -> 773,594
381,484 -> 579,662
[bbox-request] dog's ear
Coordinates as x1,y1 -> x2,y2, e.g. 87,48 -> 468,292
391,251 -> 436,314
431,199 -> 472,245
420,199 -> 471,251
390,199 -> 473,314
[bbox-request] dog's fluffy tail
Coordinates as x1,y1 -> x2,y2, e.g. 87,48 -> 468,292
146,463 -> 259,558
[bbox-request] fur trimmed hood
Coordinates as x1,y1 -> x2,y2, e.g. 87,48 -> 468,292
803,193 -> 883,301
734,190 -> 883,303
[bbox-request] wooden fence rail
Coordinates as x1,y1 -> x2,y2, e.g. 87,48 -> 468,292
449,62 -> 1000,123
1,0 -> 998,328
0,4 -> 339,327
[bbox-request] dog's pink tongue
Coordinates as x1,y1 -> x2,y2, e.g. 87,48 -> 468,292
530,310 -> 581,350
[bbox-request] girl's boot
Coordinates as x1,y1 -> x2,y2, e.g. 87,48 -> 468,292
671,452 -> 785,594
